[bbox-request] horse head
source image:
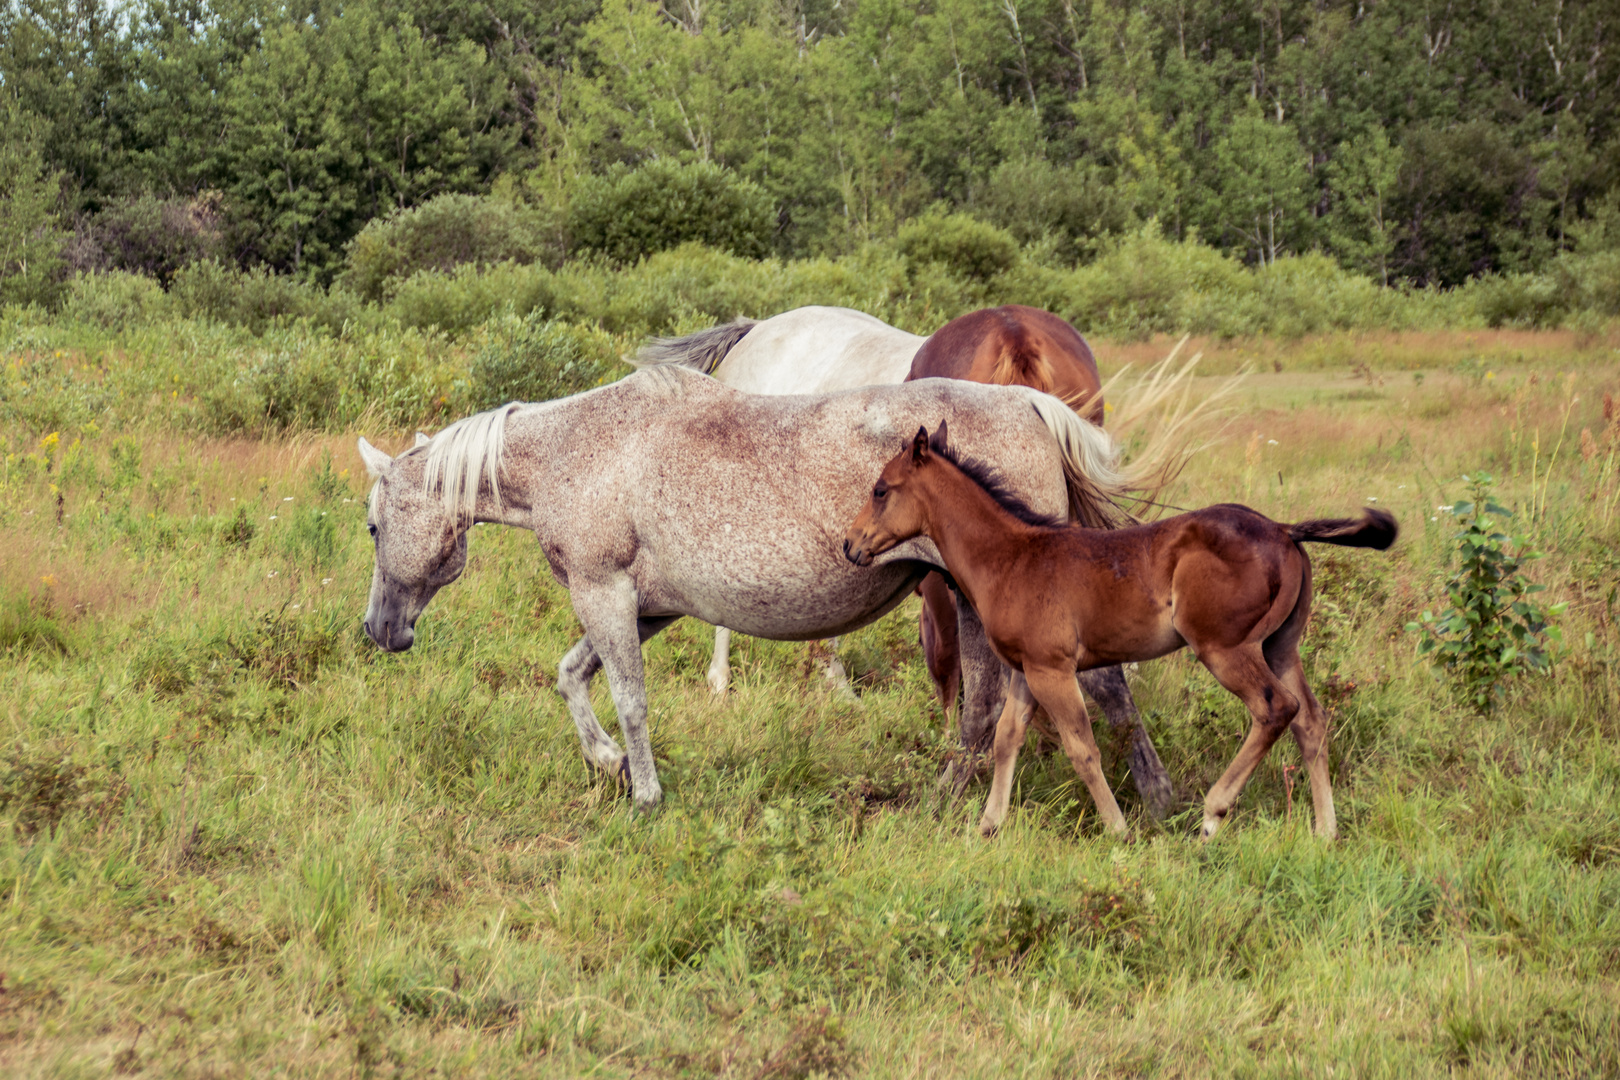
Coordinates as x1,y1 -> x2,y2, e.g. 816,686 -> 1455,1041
843,421 -> 950,566
357,435 -> 469,652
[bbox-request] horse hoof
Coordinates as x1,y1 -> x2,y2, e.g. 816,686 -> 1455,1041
978,819 -> 1000,839
1200,816 -> 1221,840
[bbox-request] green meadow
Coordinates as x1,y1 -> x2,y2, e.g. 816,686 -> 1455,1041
2,321 -> 1619,1077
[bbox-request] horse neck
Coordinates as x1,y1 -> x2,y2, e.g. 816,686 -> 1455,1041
916,462 -> 1049,607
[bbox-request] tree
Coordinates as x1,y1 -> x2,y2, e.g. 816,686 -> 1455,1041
0,104 -> 67,306
1208,114 -> 1311,267
1327,126 -> 1403,285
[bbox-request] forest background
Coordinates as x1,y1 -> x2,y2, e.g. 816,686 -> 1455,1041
2,0 -> 1620,341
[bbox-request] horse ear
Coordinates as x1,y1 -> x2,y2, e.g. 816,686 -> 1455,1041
357,437 -> 392,478
929,419 -> 949,456
414,431 -> 431,448
910,425 -> 930,464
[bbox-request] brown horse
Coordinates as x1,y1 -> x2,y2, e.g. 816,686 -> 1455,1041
844,422 -> 1397,841
904,305 -> 1104,725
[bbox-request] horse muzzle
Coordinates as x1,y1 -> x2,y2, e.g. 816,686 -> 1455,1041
363,616 -> 415,652
842,537 -> 873,567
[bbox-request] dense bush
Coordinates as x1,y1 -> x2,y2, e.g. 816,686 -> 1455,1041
897,212 -> 1018,283
469,314 -> 622,410
342,194 -> 562,303
58,271 -> 172,332
567,161 -> 774,264
170,262 -> 362,336
382,261 -> 553,335
66,193 -> 226,285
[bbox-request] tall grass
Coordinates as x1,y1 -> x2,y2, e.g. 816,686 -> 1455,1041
1,333 -> 1618,1076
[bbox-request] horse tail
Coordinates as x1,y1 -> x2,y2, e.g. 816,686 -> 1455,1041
1287,509 -> 1398,550
632,318 -> 757,375
1022,390 -> 1138,529
1094,335 -> 1245,519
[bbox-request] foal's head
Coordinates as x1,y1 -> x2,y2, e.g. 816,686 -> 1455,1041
357,435 -> 470,652
843,422 -> 951,566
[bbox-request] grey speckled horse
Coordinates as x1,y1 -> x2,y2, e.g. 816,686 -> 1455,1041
358,366 -> 1133,812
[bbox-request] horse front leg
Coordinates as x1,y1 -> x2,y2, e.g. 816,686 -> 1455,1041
556,636 -> 627,777
562,579 -> 676,812
1077,666 -> 1177,821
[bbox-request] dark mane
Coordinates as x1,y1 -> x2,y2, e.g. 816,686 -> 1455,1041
933,440 -> 1067,529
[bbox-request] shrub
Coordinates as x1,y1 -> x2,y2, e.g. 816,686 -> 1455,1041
1466,272 -> 1568,328
170,261 -> 362,336
469,313 -> 622,410
59,271 -> 172,332
342,194 -> 562,303
973,159 -> 1132,263
383,261 -> 553,334
896,212 -> 1018,283
1408,473 -> 1564,713
568,160 -> 773,264
67,193 -> 225,285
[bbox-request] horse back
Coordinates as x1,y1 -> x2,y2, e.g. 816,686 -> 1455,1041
907,305 -> 1104,424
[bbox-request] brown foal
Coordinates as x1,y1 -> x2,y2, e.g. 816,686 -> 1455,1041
843,422 -> 1397,841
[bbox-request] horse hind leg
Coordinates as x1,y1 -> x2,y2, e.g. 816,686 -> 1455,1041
1196,645 -> 1302,840
1263,559 -> 1336,839
707,626 -> 732,696
1077,666 -> 1176,821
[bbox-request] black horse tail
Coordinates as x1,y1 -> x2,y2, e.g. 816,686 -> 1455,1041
1287,508 -> 1398,550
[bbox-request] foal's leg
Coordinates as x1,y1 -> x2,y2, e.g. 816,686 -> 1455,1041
1275,656 -> 1337,840
977,672 -> 1038,837
1024,666 -> 1129,836
1077,666 -> 1176,821
707,626 -> 732,696
1196,646 -> 1302,840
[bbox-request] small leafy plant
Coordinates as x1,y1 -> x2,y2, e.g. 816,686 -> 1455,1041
1409,473 -> 1564,713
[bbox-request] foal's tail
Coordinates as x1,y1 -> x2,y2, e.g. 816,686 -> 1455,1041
632,318 -> 758,375
1287,509 -> 1399,550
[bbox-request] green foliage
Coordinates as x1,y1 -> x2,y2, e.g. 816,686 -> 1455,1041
896,212 -> 1018,283
342,194 -> 562,303
469,314 -> 619,410
567,160 -> 774,264
68,192 -> 225,284
1409,474 -> 1565,713
1327,127 -> 1404,286
59,271 -> 171,332
1207,114 -> 1313,267
0,103 -> 67,308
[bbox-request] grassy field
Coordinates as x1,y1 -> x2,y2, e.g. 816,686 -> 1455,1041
2,328 -> 1619,1077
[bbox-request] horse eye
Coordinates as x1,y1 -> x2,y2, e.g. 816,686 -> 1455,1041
367,523 -> 378,538
873,486 -> 886,499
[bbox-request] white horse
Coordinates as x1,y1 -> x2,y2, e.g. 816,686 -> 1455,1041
359,367 -> 1129,812
636,307 -> 922,696
635,306 -> 1178,818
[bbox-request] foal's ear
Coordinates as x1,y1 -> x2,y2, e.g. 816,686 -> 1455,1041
909,425 -> 931,464
414,431 -> 431,448
928,419 -> 949,456
357,437 -> 393,478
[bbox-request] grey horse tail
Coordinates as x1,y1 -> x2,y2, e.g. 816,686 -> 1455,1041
632,318 -> 758,375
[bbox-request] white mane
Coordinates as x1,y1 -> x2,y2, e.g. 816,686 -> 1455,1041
422,403 -> 522,523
